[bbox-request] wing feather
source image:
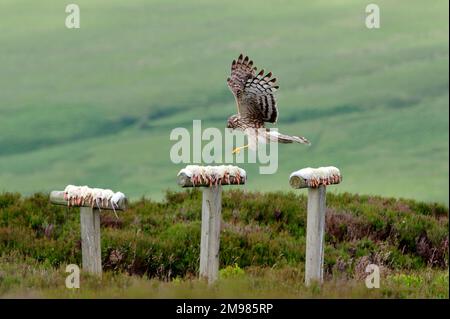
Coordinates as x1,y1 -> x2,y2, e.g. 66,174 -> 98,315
227,54 -> 279,124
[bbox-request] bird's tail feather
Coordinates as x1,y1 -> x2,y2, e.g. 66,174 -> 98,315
267,131 -> 311,145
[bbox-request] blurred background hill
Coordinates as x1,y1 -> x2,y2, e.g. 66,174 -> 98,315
0,0 -> 448,204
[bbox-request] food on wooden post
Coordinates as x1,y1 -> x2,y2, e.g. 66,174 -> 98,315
63,185 -> 126,216
177,165 -> 247,186
289,166 -> 342,188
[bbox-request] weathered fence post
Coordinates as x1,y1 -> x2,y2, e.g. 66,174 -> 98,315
200,185 -> 222,283
177,165 -> 246,284
50,188 -> 127,277
289,166 -> 342,286
79,206 -> 102,275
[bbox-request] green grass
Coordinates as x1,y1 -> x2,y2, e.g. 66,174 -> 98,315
0,190 -> 448,298
0,0 -> 448,204
1,255 -> 448,298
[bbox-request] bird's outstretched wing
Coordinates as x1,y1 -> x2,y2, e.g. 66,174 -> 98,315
227,54 -> 279,124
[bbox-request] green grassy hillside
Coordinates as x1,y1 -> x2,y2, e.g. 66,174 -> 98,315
0,190 -> 448,298
0,0 -> 448,204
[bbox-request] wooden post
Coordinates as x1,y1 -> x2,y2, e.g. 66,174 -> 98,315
177,165 -> 246,284
289,166 -> 342,286
199,186 -> 222,284
50,190 -> 127,277
80,207 -> 102,276
305,185 -> 326,286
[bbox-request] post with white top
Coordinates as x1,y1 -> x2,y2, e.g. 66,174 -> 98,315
177,165 -> 246,284
50,187 -> 128,276
289,166 -> 342,286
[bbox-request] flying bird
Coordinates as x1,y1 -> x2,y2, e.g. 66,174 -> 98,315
226,54 -> 310,154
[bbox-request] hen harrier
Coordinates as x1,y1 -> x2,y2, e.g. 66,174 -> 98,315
226,54 -> 310,154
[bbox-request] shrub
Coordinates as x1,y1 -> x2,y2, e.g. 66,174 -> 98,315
0,190 -> 447,279
219,263 -> 245,279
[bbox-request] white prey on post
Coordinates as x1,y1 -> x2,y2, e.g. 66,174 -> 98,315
177,165 -> 246,187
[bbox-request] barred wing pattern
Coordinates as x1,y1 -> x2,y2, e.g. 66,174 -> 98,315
227,54 -> 279,125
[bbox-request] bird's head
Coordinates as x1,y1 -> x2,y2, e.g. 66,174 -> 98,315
227,114 -> 240,129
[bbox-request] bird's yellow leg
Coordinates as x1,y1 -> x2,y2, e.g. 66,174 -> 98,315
232,144 -> 249,154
